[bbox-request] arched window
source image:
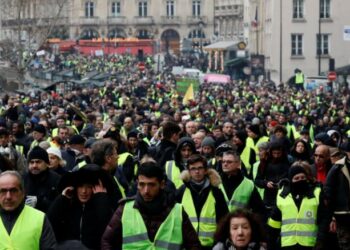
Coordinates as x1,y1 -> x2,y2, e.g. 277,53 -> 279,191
80,29 -> 99,39
138,29 -> 149,39
188,29 -> 205,39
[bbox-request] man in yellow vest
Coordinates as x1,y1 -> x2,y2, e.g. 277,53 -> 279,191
101,161 -> 202,249
219,151 -> 266,218
268,166 -> 330,249
176,154 -> 228,250
232,130 -> 256,176
0,171 -> 57,250
294,68 -> 305,91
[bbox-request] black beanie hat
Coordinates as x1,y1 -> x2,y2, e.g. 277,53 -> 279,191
33,124 -> 46,135
28,146 -> 50,164
235,130 -> 248,143
248,124 -> 260,136
288,166 -> 306,181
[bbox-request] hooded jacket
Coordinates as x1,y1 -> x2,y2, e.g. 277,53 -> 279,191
173,137 -> 197,172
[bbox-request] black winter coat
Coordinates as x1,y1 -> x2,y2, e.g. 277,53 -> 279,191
48,193 -> 114,250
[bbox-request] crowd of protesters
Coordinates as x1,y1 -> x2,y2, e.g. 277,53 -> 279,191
0,52 -> 350,250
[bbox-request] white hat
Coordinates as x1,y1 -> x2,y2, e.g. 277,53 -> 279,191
47,147 -> 62,160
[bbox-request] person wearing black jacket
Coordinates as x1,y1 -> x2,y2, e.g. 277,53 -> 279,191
23,146 -> 61,213
176,154 -> 228,250
48,165 -> 114,250
151,121 -> 181,168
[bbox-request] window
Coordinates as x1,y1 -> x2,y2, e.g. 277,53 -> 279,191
139,1 -> 147,17
320,0 -> 330,18
85,1 -> 94,17
317,34 -> 329,55
111,1 -> 121,16
166,1 -> 174,17
138,29 -> 149,39
192,0 -> 201,16
291,34 -> 303,56
293,0 -> 304,19
188,29 -> 205,39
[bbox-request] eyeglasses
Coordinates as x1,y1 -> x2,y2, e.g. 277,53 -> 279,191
0,188 -> 20,196
314,154 -> 324,159
189,166 -> 205,172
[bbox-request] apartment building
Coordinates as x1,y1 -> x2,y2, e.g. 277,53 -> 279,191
249,0 -> 350,83
0,0 -> 215,54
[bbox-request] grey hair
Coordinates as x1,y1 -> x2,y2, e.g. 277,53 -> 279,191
0,171 -> 24,191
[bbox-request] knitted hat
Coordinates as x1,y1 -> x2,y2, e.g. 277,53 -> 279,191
72,114 -> 83,121
33,124 -> 46,135
201,136 -> 215,148
288,166 -> 306,181
47,147 -> 63,160
235,130 -> 248,143
28,146 -> 49,164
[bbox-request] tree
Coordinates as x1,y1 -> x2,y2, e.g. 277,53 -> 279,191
0,0 -> 69,88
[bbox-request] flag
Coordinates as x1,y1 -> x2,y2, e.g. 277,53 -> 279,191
252,6 -> 258,28
182,83 -> 194,106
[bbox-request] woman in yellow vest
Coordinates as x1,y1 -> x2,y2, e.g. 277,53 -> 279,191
267,165 -> 330,249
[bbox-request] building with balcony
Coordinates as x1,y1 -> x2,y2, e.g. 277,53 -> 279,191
0,0 -> 215,55
213,0 -> 244,43
247,0 -> 350,83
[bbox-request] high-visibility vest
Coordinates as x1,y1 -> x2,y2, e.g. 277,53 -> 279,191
114,176 -> 126,199
252,161 -> 264,199
0,205 -> 44,250
51,128 -> 59,137
268,187 -> 321,247
295,73 -> 304,84
122,200 -> 183,250
165,160 -> 184,189
246,136 -> 269,161
285,123 -> 300,140
77,160 -> 87,169
118,152 -> 138,176
15,145 -> 24,156
72,124 -> 86,135
220,177 -> 254,211
181,188 -> 216,247
240,146 -> 253,175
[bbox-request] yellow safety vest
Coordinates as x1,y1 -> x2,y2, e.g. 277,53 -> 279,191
220,177 -> 254,211
165,160 -> 184,189
181,188 -> 216,247
122,200 -> 183,250
0,205 -> 44,250
240,146 -> 253,175
246,136 -> 269,161
114,176 -> 126,199
118,152 -> 138,176
268,187 -> 321,247
295,73 -> 304,84
252,161 -> 264,199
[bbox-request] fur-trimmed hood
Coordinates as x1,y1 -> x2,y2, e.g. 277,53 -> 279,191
180,168 -> 222,187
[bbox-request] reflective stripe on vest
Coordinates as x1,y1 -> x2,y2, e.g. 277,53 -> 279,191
78,160 -> 87,169
0,205 -> 44,250
114,176 -> 126,198
220,177 -> 254,211
276,187 -> 321,247
181,188 -> 216,246
165,161 -> 183,189
122,201 -> 183,250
